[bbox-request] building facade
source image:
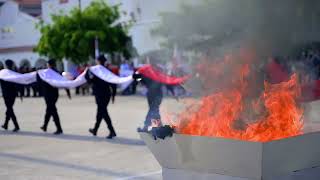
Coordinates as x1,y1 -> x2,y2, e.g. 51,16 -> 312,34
16,0 -> 42,17
0,0 -> 45,68
0,0 -> 187,69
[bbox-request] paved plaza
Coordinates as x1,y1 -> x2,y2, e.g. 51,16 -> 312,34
0,95 -> 164,180
1,94 -> 320,180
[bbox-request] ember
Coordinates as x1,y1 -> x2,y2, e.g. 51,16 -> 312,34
174,50 -> 304,142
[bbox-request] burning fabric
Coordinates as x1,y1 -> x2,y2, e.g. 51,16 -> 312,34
138,119 -> 175,140
150,125 -> 174,140
170,50 -> 305,142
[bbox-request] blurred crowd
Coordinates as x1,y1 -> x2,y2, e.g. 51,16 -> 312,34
269,42 -> 320,84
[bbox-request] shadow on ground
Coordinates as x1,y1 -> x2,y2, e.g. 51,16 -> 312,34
0,130 -> 145,146
0,152 -> 132,177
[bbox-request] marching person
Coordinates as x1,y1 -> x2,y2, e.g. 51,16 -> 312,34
134,62 -> 189,132
138,75 -> 163,131
38,59 -> 70,135
85,55 -> 117,139
1,59 -> 21,132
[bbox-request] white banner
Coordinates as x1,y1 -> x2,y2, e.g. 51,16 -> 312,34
0,65 -> 133,89
0,69 -> 37,85
89,65 -> 133,85
38,68 -> 87,88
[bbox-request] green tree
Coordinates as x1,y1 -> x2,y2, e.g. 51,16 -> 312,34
35,0 -> 133,64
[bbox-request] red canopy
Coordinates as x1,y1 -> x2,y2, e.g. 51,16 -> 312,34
137,65 -> 189,85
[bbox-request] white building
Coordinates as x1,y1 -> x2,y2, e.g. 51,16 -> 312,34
0,0 -> 45,68
0,0 -> 188,69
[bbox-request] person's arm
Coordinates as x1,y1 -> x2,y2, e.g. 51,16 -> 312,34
166,84 -> 186,101
20,85 -> 24,101
17,84 -> 24,102
84,70 -> 94,83
166,85 -> 175,96
133,73 -> 142,82
65,88 -> 71,99
110,83 -> 117,104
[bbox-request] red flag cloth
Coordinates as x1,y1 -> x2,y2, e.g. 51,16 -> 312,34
137,65 -> 189,85
265,60 -> 290,84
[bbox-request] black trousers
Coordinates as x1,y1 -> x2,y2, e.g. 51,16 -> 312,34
3,96 -> 19,129
93,95 -> 115,134
145,93 -> 162,128
25,85 -> 30,97
43,96 -> 62,131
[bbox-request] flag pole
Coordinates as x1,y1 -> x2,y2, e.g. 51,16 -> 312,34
95,36 -> 99,59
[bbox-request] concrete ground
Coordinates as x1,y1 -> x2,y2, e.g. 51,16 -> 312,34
0,95 -> 163,180
1,94 -> 320,180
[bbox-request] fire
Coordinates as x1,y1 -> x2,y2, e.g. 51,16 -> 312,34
175,51 -> 304,142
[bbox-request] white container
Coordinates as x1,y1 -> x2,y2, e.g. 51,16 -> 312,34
140,132 -> 320,180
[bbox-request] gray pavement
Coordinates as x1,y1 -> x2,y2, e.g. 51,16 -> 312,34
1,95 -> 320,180
0,95 -> 162,180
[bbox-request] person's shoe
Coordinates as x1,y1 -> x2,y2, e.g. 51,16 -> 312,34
40,126 -> 47,132
106,132 -> 117,139
53,130 -> 63,135
1,125 -> 8,130
12,127 -> 20,132
89,128 -> 97,136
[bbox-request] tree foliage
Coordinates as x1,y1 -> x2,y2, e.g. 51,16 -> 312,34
35,0 -> 133,64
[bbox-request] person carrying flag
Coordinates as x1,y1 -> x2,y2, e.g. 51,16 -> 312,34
85,55 -> 117,139
1,59 -> 21,132
38,59 -> 71,135
134,62 -> 189,131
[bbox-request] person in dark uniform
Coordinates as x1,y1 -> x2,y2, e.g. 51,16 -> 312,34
133,74 -> 166,131
142,77 -> 163,130
86,55 -> 117,139
134,64 -> 186,132
1,60 -> 20,132
38,59 -> 70,135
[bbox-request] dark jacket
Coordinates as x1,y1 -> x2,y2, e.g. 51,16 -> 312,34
85,68 -> 116,98
37,75 -> 59,99
37,68 -> 71,100
141,77 -> 163,97
37,69 -> 59,99
0,80 -> 18,98
134,74 -> 175,97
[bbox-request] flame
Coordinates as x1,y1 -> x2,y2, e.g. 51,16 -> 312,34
175,51 -> 304,142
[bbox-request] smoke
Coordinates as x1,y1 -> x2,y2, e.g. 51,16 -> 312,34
154,0 -> 320,58
151,0 -> 320,95
153,0 -> 320,135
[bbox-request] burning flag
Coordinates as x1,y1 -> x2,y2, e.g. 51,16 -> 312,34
137,65 -> 189,85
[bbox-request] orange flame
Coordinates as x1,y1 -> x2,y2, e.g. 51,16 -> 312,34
176,52 -> 304,142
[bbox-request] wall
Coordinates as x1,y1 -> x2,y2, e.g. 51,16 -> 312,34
0,0 -> 41,66
0,51 -> 41,67
0,1 -> 40,49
